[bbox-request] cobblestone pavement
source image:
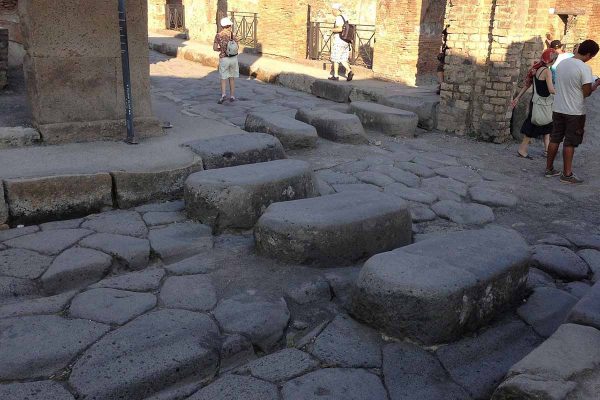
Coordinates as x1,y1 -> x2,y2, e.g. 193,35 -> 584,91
0,52 -> 599,399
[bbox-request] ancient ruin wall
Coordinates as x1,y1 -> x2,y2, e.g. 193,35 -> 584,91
0,0 -> 24,67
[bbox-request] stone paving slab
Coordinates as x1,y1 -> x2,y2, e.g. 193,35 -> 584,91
90,267 -> 165,292
142,211 -> 187,226
160,275 -> 217,312
530,245 -> 590,281
79,233 -> 150,271
0,290 -> 76,319
0,225 -> 39,242
82,210 -> 148,238
236,348 -> 319,383
567,281 -> 600,330
148,222 -> 213,262
517,287 -> 579,337
0,248 -> 53,279
188,374 -> 279,400
0,276 -> 38,303
3,229 -> 93,256
245,112 -> 318,150
0,381 -> 74,400
69,288 -> 157,325
432,200 -> 495,225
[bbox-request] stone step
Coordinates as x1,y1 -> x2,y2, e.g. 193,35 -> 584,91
311,80 -> 354,103
245,113 -> 318,150
295,108 -> 368,144
254,191 -> 412,266
184,132 -> 286,170
352,227 -> 530,344
185,159 -> 317,232
350,101 -> 418,137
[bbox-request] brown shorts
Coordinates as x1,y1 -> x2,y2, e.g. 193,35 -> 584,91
551,112 -> 586,147
437,64 -> 445,73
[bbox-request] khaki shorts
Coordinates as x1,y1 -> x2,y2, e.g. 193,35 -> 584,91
219,56 -> 239,80
551,112 -> 586,147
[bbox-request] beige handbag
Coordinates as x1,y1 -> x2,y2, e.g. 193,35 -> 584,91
531,70 -> 554,127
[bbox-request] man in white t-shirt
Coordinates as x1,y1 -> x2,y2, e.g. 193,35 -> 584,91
545,40 -> 600,184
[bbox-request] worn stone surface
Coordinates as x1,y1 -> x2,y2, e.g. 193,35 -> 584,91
255,191 -> 412,265
160,275 -> 217,311
354,170 -> 397,187
237,348 -> 319,383
0,225 -> 40,242
436,317 -> 542,399
79,233 -> 150,271
69,310 -> 220,400
396,161 -> 436,178
567,282 -> 600,330
0,291 -> 76,319
422,176 -> 468,197
492,324 -> 600,400
245,112 -> 318,150
311,79 -> 353,103
296,108 -> 367,144
186,132 -> 286,169
40,218 -> 84,231
384,342 -> 471,400
185,159 -> 317,232
310,314 -> 383,368
164,253 -> 227,275
0,248 -> 53,279
578,249 -> 600,282
469,186 -> 518,208
188,374 -> 279,400
0,381 -> 75,400
220,334 -> 257,373
517,287 -> 578,337
135,200 -> 185,213
82,210 -> 148,238
526,268 -> 556,291
213,294 -> 290,351
370,165 -> 421,187
282,368 -> 388,400
0,315 -> 109,380
142,211 -> 187,226
332,183 -> 381,193
317,169 -> 359,185
385,183 -> 437,204
148,222 -> 213,262
0,276 -> 38,302
350,101 -> 418,137
285,278 -> 331,304
565,233 -> 600,251
432,200 -> 495,225
563,281 -> 592,299
435,166 -> 482,185
4,174 -> 113,225
4,229 -> 93,256
353,227 -> 530,344
41,247 -> 112,294
69,288 -> 156,325
531,245 -> 590,280
90,268 -> 165,292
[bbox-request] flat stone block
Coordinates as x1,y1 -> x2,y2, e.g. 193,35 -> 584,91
432,200 -> 495,225
159,275 -> 217,312
350,101 -> 418,137
112,161 -> 203,209
148,222 -> 213,262
69,288 -> 156,325
255,191 -> 412,266
90,267 -> 165,292
4,228 -> 93,255
352,227 -> 530,344
185,132 -> 286,170
188,374 -> 279,400
4,174 -> 113,225
0,127 -> 41,149
236,348 -> 319,383
82,210 -> 147,238
245,113 -> 318,150
0,291 -> 76,319
0,276 -> 38,303
311,79 -> 353,103
0,381 -> 75,400
567,281 -> 600,330
0,248 -> 53,279
80,233 -> 150,270
517,286 -> 578,337
185,159 -> 317,232
531,245 -> 590,281
295,108 -> 367,144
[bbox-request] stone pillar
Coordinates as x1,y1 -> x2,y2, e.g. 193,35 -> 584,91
18,0 -> 161,144
0,27 -> 7,89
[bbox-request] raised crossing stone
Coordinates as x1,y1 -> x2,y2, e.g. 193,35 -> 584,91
492,324 -> 600,400
160,275 -> 217,311
432,200 -> 495,225
148,222 -> 213,262
352,227 -> 530,344
69,288 -> 156,325
567,281 -> 600,330
236,348 -> 319,383
282,368 -> 388,400
185,159 -> 317,232
0,381 -> 75,400
311,79 -> 353,103
90,268 -> 165,292
0,315 -> 109,380
295,108 -> 368,144
69,310 -> 220,400
82,210 -> 148,238
3,229 -> 93,256
245,112 -> 318,150
0,291 -> 76,319
185,132 -> 286,170
350,101 -> 418,137
0,248 -> 53,279
79,233 -> 150,270
41,247 -> 113,294
188,374 -> 279,400
213,294 -> 290,351
531,245 -> 590,280
255,191 -> 412,265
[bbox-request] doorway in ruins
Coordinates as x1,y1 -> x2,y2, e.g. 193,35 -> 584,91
166,0 -> 185,31
416,0 -> 448,85
548,7 -> 586,54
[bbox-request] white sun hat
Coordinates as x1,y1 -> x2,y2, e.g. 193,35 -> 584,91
220,17 -> 233,27
332,3 -> 343,10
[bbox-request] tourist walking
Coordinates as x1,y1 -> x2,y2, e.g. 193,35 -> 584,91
511,48 -> 558,159
546,40 -> 600,184
213,17 -> 239,104
329,3 -> 354,82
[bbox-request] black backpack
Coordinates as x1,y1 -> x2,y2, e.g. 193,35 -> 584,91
339,16 -> 356,44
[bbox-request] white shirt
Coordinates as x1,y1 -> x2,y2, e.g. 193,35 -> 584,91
553,58 -> 594,115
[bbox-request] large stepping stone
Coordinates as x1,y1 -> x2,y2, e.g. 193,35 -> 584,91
350,101 -> 418,137
352,227 -> 530,344
159,275 -> 217,311
311,79 -> 353,103
0,291 -> 76,319
41,247 -> 113,294
69,310 -> 220,400
0,248 -> 53,279
255,191 -> 412,265
531,245 -> 590,280
432,200 -> 495,225
295,108 -> 368,144
281,368 -> 388,400
236,348 -> 319,383
148,222 -> 213,262
81,210 -> 148,238
0,315 -> 109,380
185,132 -> 286,170
185,159 -> 317,232
517,286 -> 578,337
69,288 -> 157,325
492,324 -> 600,400
3,229 -> 93,256
79,233 -> 150,271
245,112 -> 318,150
567,281 -> 600,330
188,374 -> 279,400
0,381 -> 75,400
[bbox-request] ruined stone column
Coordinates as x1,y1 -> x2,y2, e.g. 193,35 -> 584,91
18,0 -> 161,144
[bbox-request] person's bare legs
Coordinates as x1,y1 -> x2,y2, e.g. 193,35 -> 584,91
543,134 -> 550,153
562,145 -> 575,176
518,136 -> 530,157
220,79 -> 227,98
546,142 -> 560,171
229,78 -> 236,99
341,61 -> 352,75
333,62 -> 340,78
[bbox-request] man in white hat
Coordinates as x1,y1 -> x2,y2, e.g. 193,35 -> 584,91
213,17 -> 240,104
329,3 -> 354,81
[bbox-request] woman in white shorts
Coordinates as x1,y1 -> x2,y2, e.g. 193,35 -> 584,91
213,17 -> 240,104
329,3 -> 354,81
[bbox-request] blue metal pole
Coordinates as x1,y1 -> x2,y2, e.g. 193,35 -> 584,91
118,0 -> 137,144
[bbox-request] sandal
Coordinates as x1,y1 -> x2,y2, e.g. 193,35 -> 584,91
217,95 -> 227,105
328,76 -> 340,81
517,152 -> 534,160
229,97 -> 236,103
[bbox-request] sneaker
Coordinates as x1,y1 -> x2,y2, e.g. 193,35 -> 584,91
560,173 -> 584,184
217,96 -> 227,105
347,71 -> 354,82
544,168 -> 561,177
229,96 -> 236,103
328,76 -> 340,81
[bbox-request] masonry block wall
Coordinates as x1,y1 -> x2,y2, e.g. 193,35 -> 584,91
0,27 -> 7,89
0,0 -> 24,67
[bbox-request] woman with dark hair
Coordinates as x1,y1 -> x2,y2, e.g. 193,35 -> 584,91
511,48 -> 558,158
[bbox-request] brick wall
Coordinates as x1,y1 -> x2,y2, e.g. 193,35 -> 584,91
0,0 -> 17,12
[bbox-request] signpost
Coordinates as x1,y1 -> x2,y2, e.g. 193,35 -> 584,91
118,0 -> 137,144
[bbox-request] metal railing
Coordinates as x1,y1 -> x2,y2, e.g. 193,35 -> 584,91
307,22 -> 376,69
230,12 -> 258,48
166,4 -> 185,31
